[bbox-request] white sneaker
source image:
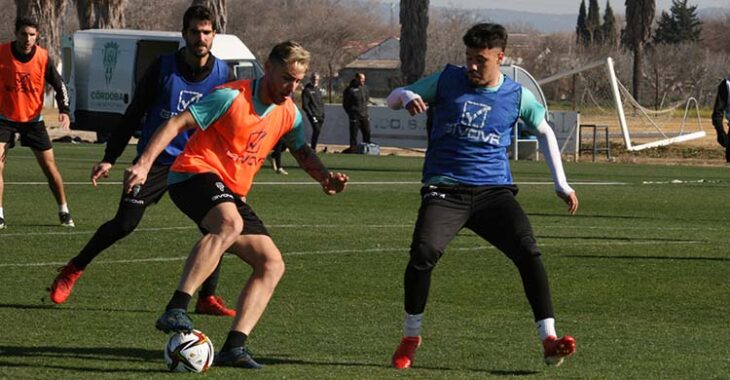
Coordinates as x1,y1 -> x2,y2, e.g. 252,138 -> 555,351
59,212 -> 75,227
276,168 -> 288,175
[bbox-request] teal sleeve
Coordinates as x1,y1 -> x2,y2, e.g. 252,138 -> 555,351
404,72 -> 441,103
520,87 -> 546,131
282,107 -> 306,150
188,88 -> 240,130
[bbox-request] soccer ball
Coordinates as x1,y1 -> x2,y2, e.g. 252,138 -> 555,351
164,330 -> 214,373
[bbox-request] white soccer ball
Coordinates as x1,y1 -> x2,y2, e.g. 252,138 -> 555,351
164,329 -> 215,373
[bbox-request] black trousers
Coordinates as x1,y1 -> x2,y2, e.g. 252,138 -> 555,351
348,115 -> 371,148
307,115 -> 324,150
404,184 -> 554,321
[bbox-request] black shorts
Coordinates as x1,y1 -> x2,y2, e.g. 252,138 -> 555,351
410,184 -> 539,263
119,163 -> 171,208
168,172 -> 270,236
0,120 -> 52,151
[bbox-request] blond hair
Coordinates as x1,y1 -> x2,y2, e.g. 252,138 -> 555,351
267,41 -> 310,69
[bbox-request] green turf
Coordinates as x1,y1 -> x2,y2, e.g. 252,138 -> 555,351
1,143 -> 728,379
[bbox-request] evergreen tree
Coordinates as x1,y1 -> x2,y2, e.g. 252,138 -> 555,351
587,0 -> 602,44
602,0 -> 617,46
576,0 -> 590,46
653,0 -> 702,44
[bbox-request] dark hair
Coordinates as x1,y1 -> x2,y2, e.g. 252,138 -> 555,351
462,23 -> 508,51
15,17 -> 39,33
182,5 -> 217,32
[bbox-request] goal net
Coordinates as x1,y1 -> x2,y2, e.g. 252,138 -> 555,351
538,57 -> 705,151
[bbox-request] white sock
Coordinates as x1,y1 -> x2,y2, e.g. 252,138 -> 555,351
536,318 -> 557,341
403,313 -> 423,337
0,207 -> 4,218
59,204 -> 69,214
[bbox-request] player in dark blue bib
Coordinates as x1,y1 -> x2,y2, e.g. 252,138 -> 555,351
387,23 -> 579,369
49,5 -> 236,317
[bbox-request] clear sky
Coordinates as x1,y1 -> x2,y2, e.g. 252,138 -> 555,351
426,0 -> 729,15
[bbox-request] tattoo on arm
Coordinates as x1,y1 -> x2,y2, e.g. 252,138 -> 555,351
291,144 -> 328,182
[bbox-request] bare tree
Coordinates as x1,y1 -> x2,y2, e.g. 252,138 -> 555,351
15,0 -> 68,62
399,0 -> 429,84
76,0 -> 125,29
191,0 -> 226,33
624,0 -> 655,104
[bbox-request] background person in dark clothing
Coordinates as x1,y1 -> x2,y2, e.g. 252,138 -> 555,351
48,5 -> 236,317
302,72 -> 325,151
342,72 -> 371,152
711,77 -> 730,164
0,17 -> 74,229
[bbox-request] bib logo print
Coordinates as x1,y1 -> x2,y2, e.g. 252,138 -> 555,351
177,90 -> 204,112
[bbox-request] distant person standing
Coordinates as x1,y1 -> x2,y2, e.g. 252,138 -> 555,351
0,17 -> 74,230
711,77 -> 730,164
342,72 -> 371,152
302,72 -> 325,151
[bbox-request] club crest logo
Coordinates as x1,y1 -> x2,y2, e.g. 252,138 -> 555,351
15,72 -> 33,93
102,41 -> 119,85
215,182 -> 225,192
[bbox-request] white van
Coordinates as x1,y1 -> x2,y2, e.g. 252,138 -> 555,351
61,29 -> 262,140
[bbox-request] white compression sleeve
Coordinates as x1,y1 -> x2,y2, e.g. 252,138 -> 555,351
386,87 -> 420,110
535,119 -> 574,195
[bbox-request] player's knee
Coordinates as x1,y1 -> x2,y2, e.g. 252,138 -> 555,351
409,241 -> 442,271
509,235 -> 541,262
216,214 -> 244,239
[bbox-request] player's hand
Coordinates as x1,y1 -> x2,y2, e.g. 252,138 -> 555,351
123,164 -> 149,195
59,113 -> 70,130
321,172 -> 349,195
90,161 -> 113,187
557,190 -> 579,215
405,98 -> 428,116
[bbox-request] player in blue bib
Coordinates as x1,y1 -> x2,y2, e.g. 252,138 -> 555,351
49,5 -> 236,317
387,23 -> 579,369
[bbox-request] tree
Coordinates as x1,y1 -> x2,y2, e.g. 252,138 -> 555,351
624,0 -> 655,103
602,1 -> 617,47
192,0 -> 226,33
399,0 -> 429,85
75,0 -> 125,30
586,0 -> 601,44
576,0 -> 590,46
15,0 -> 68,62
653,0 -> 701,45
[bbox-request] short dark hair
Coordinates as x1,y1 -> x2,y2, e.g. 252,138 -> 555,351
15,17 -> 39,33
182,5 -> 217,32
462,23 -> 508,51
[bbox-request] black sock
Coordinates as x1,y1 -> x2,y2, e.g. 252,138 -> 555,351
199,260 -> 223,298
165,291 -> 192,311
222,331 -> 248,352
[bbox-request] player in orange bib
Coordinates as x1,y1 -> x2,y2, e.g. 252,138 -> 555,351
124,41 -> 348,369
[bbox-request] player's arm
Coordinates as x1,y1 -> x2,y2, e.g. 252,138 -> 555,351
286,108 -> 348,195
386,72 -> 440,116
92,60 -> 162,186
44,56 -> 71,129
123,111 -> 197,194
521,89 -> 578,214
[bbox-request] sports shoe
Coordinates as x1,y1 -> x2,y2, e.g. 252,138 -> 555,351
543,335 -> 576,366
195,295 -> 235,317
59,212 -> 75,227
276,167 -> 288,175
155,308 -> 193,333
49,262 -> 84,304
0,217 -> 5,229
391,336 -> 421,369
214,346 -> 263,369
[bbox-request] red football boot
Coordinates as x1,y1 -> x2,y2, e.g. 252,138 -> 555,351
195,295 -> 235,317
49,262 -> 84,304
543,335 -> 576,366
391,336 -> 421,369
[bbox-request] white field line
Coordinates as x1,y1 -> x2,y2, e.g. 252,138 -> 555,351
6,180 -> 628,186
0,240 -> 707,268
0,223 -> 719,239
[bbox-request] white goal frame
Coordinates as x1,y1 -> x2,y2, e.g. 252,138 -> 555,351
538,57 -> 705,151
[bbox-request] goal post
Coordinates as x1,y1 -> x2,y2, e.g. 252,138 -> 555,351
538,57 -> 705,152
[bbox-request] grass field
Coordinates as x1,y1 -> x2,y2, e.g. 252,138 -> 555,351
1,143 -> 729,379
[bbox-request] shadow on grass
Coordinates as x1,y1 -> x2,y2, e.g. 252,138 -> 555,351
566,254 -> 730,262
0,345 -> 163,373
0,302 -> 154,314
